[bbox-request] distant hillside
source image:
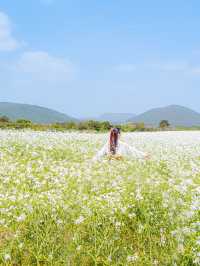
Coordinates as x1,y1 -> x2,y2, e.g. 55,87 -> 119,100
98,113 -> 136,124
128,105 -> 200,127
0,102 -> 76,124
79,117 -> 96,122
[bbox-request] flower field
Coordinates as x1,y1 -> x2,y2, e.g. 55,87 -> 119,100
0,130 -> 200,265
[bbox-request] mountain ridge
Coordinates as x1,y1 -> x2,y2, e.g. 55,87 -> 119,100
1,102 -> 200,127
0,102 -> 76,124
128,105 -> 200,126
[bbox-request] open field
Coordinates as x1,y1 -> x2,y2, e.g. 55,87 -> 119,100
0,130 -> 200,265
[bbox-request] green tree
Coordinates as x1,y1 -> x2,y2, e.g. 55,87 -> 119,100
77,122 -> 88,130
159,120 -> 170,129
0,115 -> 10,123
16,119 -> 32,128
136,122 -> 145,131
65,121 -> 77,130
85,120 -> 101,131
99,121 -> 112,131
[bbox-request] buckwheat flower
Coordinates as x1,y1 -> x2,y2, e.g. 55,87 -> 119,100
128,213 -> 136,219
108,255 -> 112,262
4,253 -> 11,261
48,253 -> 53,260
135,189 -> 143,201
120,207 -> 126,214
32,151 -> 38,157
153,260 -> 159,265
115,222 -> 121,228
178,243 -> 184,253
76,245 -> 81,251
0,219 -> 5,225
184,210 -> 194,219
27,205 -> 33,213
196,237 -> 200,246
56,219 -> 63,225
138,224 -> 144,233
16,213 -> 26,222
19,243 -> 24,249
160,233 -> 166,246
127,254 -> 138,262
194,256 -> 200,265
75,215 -> 85,225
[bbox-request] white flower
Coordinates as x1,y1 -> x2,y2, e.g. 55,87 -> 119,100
178,243 -> 184,253
56,219 -> 63,225
4,253 -> 11,261
0,219 -> 5,225
120,207 -> 126,214
194,257 -> 200,264
19,243 -> 24,249
16,213 -> 26,222
75,215 -> 85,225
127,254 -> 138,262
135,189 -> 143,201
128,213 -> 136,219
76,245 -> 82,251
108,255 -> 112,262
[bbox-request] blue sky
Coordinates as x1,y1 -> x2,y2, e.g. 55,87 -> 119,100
0,0 -> 200,117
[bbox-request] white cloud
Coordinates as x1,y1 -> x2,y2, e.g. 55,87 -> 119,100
15,51 -> 76,82
0,11 -> 20,51
114,62 -> 190,74
150,62 -> 189,72
191,67 -> 200,75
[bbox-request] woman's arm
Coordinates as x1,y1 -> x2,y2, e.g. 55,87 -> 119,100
119,141 -> 149,159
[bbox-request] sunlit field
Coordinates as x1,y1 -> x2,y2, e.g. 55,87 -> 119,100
0,130 -> 200,265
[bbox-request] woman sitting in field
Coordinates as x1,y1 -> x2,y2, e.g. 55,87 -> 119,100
94,127 -> 149,161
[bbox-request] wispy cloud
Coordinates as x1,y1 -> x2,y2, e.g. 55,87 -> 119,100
0,11 -> 77,83
0,11 -> 20,51
150,62 -> 189,72
15,51 -> 76,82
191,67 -> 200,75
114,61 -> 191,73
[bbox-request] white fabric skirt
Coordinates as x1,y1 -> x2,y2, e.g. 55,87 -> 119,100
93,140 -> 147,161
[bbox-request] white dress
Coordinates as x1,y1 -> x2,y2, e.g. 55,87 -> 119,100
93,140 -> 147,161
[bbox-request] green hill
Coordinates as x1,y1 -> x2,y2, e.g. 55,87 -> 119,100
128,105 -> 200,127
0,102 -> 76,124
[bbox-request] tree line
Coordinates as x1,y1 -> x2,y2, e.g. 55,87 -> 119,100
0,115 -> 173,132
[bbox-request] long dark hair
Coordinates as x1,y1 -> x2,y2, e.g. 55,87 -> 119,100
109,128 -> 120,155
